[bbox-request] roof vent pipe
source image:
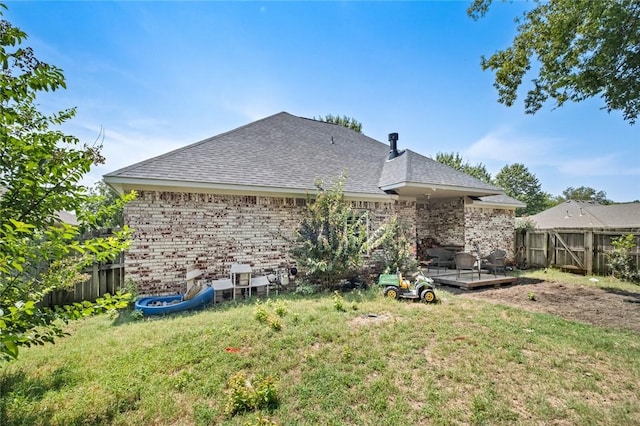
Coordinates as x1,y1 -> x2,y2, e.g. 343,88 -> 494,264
388,132 -> 399,160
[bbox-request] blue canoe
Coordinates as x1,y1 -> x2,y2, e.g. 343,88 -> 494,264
134,286 -> 215,315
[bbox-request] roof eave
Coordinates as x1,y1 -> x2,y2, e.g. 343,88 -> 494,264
104,176 -> 398,201
465,198 -> 524,209
380,181 -> 501,198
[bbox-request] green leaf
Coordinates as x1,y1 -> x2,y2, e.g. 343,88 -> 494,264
1,338 -> 19,359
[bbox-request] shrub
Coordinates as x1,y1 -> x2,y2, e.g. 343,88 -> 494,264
606,234 -> 640,283
224,372 -> 279,418
268,317 -> 282,331
272,300 -> 289,317
371,215 -> 417,274
254,300 -> 290,331
293,280 -> 322,296
290,175 -> 369,290
254,301 -> 269,323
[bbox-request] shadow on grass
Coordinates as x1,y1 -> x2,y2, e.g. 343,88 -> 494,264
1,365 -> 141,425
0,366 -> 79,425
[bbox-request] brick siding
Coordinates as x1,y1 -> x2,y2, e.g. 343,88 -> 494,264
416,199 -> 514,260
464,205 -> 515,257
416,199 -> 465,255
125,191 -> 513,294
126,192 -> 418,294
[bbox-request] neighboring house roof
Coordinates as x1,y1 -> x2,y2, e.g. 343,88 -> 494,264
105,112 -> 508,202
528,200 -> 640,229
57,211 -> 79,226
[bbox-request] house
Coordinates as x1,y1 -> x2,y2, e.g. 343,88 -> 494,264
528,200 -> 640,230
105,112 -> 524,295
523,200 -> 640,274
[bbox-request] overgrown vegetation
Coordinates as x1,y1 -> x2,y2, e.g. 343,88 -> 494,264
0,5 -> 134,361
1,276 -> 638,425
469,0 -> 640,124
224,372 -> 279,418
290,176 -> 419,291
290,175 -> 370,290
607,234 -> 640,283
78,180 -> 130,231
371,215 -> 417,274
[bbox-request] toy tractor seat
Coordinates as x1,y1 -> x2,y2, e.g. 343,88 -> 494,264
396,271 -> 410,290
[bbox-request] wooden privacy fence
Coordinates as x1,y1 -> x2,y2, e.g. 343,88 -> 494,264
39,228 -> 127,307
40,252 -> 125,307
517,228 -> 640,275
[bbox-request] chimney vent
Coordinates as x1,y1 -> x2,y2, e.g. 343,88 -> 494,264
388,132 -> 399,160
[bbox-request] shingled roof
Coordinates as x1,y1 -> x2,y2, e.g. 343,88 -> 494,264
105,112 -> 508,201
528,200 -> 640,229
379,149 -> 498,192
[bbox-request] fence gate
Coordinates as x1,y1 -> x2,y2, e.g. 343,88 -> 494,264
522,229 -> 640,275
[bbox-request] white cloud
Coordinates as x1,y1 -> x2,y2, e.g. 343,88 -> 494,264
220,83 -> 288,122
65,121 -> 188,188
558,154 -> 640,177
465,126 -> 559,165
466,126 -> 638,180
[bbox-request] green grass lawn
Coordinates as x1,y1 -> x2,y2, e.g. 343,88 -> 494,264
1,276 -> 639,425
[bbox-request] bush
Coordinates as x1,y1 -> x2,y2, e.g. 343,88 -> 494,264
224,372 -> 279,417
293,280 -> 322,296
606,234 -> 640,283
371,215 -> 417,275
290,175 -> 369,290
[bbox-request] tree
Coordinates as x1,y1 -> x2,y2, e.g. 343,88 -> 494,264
494,163 -> 550,216
559,186 -> 612,204
468,0 -> 640,124
79,179 -> 129,230
606,234 -> 640,283
0,7 -> 133,361
314,114 -> 363,133
290,175 -> 369,290
435,152 -> 492,183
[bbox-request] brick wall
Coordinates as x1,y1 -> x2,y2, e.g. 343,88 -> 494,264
416,199 -> 515,259
416,199 -> 465,250
464,206 -> 515,257
125,191 -> 415,295
125,191 -> 304,295
125,191 -> 514,294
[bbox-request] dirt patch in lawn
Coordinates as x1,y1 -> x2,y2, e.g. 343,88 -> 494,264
449,278 -> 640,334
349,312 -> 394,326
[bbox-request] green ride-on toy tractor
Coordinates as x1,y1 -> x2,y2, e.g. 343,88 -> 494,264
378,269 -> 437,303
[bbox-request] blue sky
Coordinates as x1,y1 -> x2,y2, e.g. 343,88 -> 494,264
6,1 -> 640,202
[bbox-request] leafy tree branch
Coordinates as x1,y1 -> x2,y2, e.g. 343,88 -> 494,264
0,5 -> 133,362
469,0 -> 640,124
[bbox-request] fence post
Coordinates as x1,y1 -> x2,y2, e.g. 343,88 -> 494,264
524,230 -> 531,266
584,230 -> 593,275
544,231 -> 550,267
